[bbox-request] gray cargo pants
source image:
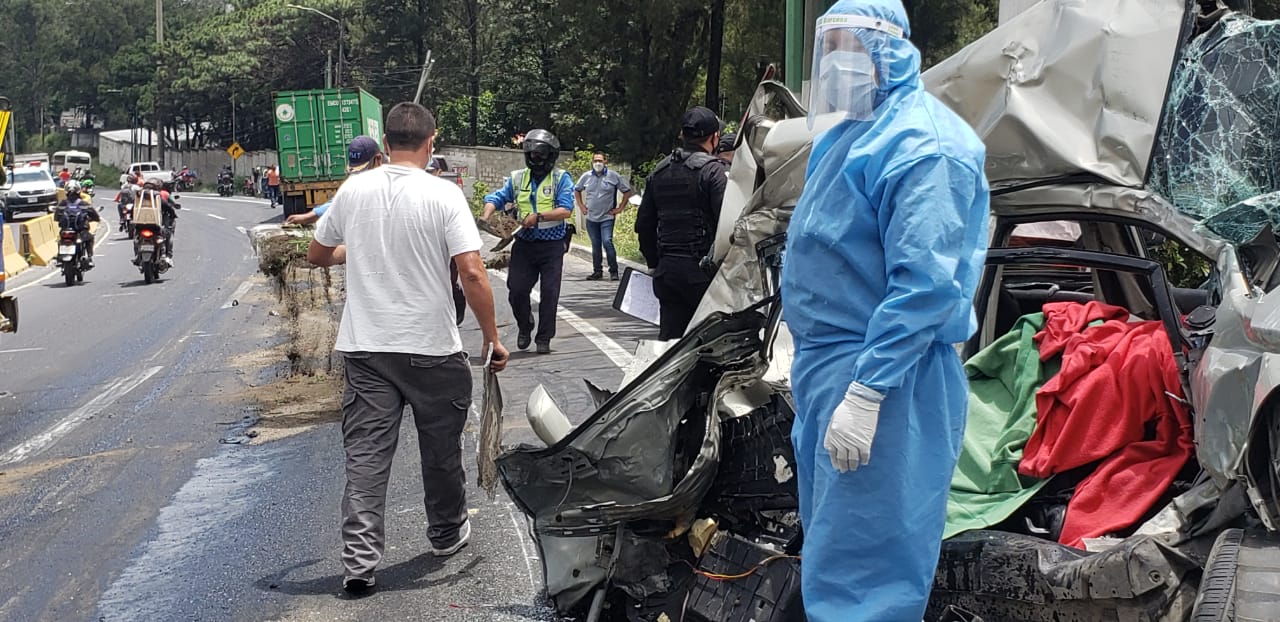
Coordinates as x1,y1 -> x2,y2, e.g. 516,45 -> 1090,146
340,350 -> 472,580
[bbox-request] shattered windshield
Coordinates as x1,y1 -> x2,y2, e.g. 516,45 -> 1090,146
1149,14 -> 1280,243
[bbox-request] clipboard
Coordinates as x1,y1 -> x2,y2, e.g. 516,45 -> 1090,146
611,267 -> 661,325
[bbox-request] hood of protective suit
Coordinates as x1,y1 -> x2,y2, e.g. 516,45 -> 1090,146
921,0 -> 1189,192
825,0 -> 922,110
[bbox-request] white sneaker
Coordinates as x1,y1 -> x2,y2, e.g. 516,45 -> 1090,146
430,519 -> 471,557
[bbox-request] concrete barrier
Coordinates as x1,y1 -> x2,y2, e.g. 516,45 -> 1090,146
3,225 -> 29,278
20,214 -> 59,267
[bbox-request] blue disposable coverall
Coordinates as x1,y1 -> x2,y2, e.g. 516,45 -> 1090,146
779,1 -> 990,620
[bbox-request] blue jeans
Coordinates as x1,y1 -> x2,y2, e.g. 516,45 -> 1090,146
586,218 -> 618,275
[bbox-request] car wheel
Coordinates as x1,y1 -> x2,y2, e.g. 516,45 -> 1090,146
1193,528 -> 1242,622
1191,528 -> 1280,621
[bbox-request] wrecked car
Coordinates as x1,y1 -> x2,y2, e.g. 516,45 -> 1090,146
499,1 -> 1280,620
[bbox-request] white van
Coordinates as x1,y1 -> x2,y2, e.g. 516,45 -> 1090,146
52,150 -> 92,173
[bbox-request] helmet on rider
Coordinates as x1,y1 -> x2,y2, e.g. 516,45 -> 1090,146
65,180 -> 82,197
522,129 -> 561,178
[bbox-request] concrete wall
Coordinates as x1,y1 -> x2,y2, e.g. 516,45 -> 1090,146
100,136 -> 277,180
435,145 -> 633,198
161,149 -> 278,180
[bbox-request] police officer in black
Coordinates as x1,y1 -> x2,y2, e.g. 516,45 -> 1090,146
635,106 -> 729,340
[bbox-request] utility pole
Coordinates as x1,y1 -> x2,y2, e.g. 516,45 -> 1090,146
706,0 -> 725,113
326,49 -> 333,89
337,18 -> 344,88
467,0 -> 479,145
413,50 -> 434,105
231,93 -> 237,174
155,0 -> 165,166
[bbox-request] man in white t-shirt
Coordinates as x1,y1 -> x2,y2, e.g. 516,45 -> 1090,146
308,102 -> 509,596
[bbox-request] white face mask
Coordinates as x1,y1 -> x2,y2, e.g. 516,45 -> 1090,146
819,50 -> 878,120
592,162 -> 605,173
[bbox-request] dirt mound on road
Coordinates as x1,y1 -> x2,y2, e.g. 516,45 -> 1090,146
228,226 -> 346,443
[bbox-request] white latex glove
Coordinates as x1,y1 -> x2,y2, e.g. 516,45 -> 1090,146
824,382 -> 883,473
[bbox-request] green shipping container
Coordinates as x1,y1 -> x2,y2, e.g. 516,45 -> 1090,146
272,88 -> 382,183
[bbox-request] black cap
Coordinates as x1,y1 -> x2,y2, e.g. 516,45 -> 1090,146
717,132 -> 737,153
681,106 -> 722,139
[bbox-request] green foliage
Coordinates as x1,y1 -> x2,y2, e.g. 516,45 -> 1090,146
469,180 -> 490,218
1150,239 -> 1213,288
903,0 -> 999,68
23,132 -> 70,153
437,92 -> 506,147
564,148 -> 598,180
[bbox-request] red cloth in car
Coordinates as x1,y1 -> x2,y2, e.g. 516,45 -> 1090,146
1018,301 -> 1194,548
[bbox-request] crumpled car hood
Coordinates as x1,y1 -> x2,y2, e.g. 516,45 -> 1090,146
922,0 -> 1189,191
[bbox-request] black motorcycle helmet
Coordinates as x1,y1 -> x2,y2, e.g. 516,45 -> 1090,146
522,129 -> 560,178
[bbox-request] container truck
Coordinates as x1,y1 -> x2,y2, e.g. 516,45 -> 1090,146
272,87 -> 383,216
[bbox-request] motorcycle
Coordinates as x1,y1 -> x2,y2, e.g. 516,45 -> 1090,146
118,201 -> 134,237
241,177 -> 257,197
132,224 -> 170,284
81,175 -> 96,197
131,193 -> 177,284
217,173 -> 235,197
56,229 -> 91,286
173,169 -> 196,192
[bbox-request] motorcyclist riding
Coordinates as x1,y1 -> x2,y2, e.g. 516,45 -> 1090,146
117,174 -> 140,227
138,179 -> 179,266
55,180 -> 100,267
217,166 -> 235,196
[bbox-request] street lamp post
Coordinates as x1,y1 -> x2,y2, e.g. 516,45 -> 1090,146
287,4 -> 345,88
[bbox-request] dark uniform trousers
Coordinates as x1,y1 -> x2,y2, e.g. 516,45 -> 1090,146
652,255 -> 711,340
508,237 -> 565,343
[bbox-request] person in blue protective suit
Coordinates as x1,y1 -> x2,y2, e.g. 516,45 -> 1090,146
779,1 -> 990,620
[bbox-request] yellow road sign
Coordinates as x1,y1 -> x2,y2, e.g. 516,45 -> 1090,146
226,142 -> 245,159
0,110 -> 11,168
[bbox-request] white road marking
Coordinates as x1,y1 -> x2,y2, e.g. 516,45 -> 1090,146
188,195 -> 268,205
487,269 -> 634,368
101,292 -> 137,298
0,347 -> 44,354
505,501 -> 540,592
205,212 -> 226,221
220,279 -> 255,309
5,269 -> 61,294
0,366 -> 163,466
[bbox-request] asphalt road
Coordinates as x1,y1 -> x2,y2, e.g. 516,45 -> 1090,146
0,193 -> 657,621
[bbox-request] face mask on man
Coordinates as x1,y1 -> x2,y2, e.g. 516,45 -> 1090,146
819,49 -> 878,120
592,162 -> 605,173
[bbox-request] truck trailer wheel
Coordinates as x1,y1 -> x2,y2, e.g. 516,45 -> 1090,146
282,195 -> 306,217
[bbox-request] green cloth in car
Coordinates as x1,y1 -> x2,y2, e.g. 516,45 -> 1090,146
944,312 -> 1056,539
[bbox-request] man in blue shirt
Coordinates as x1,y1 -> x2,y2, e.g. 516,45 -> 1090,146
574,152 -> 633,281
482,129 -> 575,354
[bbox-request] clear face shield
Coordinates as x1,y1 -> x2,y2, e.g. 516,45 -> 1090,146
808,14 -> 905,128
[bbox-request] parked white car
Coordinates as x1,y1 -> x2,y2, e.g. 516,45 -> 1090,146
123,161 -> 174,187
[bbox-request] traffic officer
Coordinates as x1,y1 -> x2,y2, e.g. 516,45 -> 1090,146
635,106 -> 729,340
482,129 -> 575,354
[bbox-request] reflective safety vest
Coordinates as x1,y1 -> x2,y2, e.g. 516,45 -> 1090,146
512,168 -> 564,230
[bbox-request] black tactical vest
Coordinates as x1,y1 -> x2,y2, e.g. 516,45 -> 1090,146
649,149 -> 718,258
